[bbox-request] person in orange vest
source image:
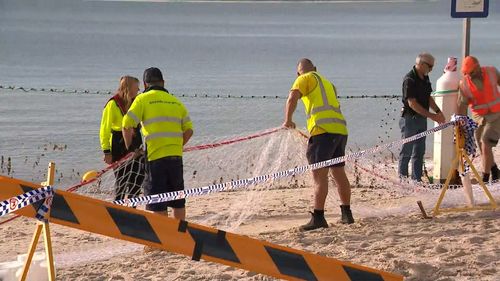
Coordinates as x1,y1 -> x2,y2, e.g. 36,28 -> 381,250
283,58 -> 354,231
457,56 -> 500,183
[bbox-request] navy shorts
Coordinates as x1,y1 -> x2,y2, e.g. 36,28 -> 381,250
144,156 -> 185,211
306,133 -> 348,167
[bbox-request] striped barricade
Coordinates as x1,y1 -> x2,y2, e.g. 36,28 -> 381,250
0,176 -> 403,281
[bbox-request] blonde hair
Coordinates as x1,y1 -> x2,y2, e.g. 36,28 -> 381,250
117,76 -> 139,110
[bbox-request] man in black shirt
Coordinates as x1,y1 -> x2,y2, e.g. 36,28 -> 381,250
399,53 -> 445,182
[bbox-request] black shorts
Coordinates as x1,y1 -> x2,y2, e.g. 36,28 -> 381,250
144,156 -> 185,211
306,133 -> 348,167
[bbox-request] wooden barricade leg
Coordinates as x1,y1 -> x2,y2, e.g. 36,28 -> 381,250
433,155 -> 459,216
42,223 -> 56,281
463,154 -> 498,209
20,224 -> 44,281
20,162 -> 56,281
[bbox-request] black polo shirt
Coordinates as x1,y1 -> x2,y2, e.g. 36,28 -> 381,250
401,66 -> 432,117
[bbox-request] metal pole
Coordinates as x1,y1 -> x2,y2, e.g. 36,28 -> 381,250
462,18 -> 471,57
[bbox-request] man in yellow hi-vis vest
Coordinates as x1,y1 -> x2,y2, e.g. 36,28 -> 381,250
283,58 -> 354,231
123,67 -> 193,220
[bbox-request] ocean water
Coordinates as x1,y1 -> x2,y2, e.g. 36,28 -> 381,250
0,0 -> 499,184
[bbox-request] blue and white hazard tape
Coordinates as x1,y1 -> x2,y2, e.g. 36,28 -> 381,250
451,114 -> 478,176
115,121 -> 456,207
0,186 -> 54,221
35,195 -> 53,223
451,114 -> 477,156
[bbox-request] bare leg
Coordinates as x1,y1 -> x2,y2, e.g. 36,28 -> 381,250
330,166 -> 351,205
300,168 -> 329,231
482,142 -> 494,174
312,167 -> 329,210
173,207 -> 186,220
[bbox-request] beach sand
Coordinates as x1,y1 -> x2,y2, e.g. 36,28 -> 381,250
1,150 -> 499,281
1,180 -> 499,281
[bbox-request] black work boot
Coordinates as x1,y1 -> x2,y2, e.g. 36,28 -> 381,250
491,165 -> 499,181
340,205 -> 355,224
482,173 -> 490,184
300,210 -> 328,231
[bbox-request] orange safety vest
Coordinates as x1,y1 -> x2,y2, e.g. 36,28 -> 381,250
461,66 -> 500,116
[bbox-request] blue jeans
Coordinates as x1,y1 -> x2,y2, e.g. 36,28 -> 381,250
398,115 -> 427,181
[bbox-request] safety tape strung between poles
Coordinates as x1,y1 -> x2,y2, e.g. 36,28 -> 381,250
452,114 -> 478,176
0,186 -> 54,222
114,121 -> 456,207
35,192 -> 54,223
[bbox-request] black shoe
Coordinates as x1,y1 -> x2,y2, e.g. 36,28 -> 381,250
491,165 -> 499,181
300,212 -> 328,231
340,205 -> 355,224
482,173 -> 490,184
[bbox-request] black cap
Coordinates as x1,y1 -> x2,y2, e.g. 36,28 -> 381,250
143,67 -> 163,83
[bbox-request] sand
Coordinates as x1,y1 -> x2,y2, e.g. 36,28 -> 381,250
1,146 -> 500,280
1,178 -> 499,281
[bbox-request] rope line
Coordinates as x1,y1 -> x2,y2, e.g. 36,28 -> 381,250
0,85 -> 400,100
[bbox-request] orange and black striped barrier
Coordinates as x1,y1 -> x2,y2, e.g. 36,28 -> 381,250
0,176 -> 403,281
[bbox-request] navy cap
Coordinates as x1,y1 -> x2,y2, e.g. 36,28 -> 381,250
143,67 -> 164,83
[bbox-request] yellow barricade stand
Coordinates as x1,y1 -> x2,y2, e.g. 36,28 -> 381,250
20,162 -> 56,281
0,174 -> 403,281
433,125 -> 498,215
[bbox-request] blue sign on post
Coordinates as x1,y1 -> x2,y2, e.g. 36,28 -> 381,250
451,0 -> 489,18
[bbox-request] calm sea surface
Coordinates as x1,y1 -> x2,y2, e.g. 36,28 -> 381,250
1,0 -> 499,184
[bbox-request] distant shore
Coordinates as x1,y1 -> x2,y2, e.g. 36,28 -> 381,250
93,0 -> 419,3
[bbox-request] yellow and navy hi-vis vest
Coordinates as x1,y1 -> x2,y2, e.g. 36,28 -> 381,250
301,72 -> 348,135
122,86 -> 193,161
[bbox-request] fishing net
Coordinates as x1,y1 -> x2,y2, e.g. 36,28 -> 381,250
68,127 -> 313,229
2,95 -> 500,274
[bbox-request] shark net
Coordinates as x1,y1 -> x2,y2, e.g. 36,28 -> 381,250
2,118 -> 500,270
28,127 -> 316,267
45,123 -> 498,267
69,127 -> 314,230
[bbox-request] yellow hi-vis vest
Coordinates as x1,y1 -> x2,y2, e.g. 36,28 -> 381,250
122,88 -> 193,161
302,72 -> 348,135
100,98 -> 124,153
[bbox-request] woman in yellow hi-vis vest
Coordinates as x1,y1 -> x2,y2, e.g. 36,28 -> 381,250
99,76 -> 144,201
283,58 -> 354,231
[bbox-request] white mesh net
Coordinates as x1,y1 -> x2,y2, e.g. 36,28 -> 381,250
68,127 -> 313,230
58,124 -> 500,233
2,125 -> 500,275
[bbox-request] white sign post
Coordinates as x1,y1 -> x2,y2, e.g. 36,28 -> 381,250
451,0 -> 489,57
